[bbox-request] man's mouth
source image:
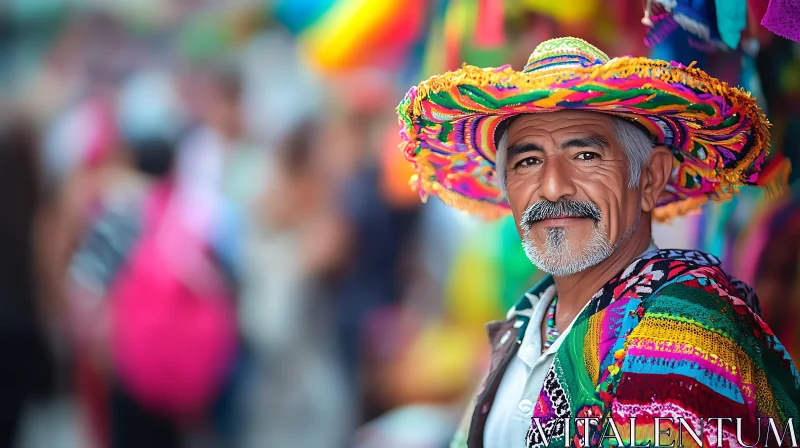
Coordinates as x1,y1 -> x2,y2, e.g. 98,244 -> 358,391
532,215 -> 592,226
521,198 -> 603,230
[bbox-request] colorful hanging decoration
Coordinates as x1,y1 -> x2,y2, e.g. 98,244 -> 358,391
299,0 -> 425,72
733,183 -> 800,362
273,0 -> 337,34
761,0 -> 800,43
519,0 -> 600,25
642,0 -> 734,51
463,0 -> 509,68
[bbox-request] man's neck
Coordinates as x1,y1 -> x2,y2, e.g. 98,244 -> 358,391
551,226 -> 653,324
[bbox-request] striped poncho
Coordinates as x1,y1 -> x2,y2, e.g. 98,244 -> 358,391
523,249 -> 800,447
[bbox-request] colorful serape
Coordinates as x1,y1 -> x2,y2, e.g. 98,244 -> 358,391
519,249 -> 799,447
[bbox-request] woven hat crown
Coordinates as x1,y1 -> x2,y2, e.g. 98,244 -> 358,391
523,37 -> 611,73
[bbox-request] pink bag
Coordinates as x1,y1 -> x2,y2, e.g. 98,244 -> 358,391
110,184 -> 237,419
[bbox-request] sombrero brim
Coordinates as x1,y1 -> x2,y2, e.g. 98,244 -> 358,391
397,57 -> 770,221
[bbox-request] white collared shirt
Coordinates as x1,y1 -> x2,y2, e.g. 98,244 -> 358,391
484,243 -> 658,448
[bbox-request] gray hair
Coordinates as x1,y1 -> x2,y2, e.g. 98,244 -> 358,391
495,116 -> 654,195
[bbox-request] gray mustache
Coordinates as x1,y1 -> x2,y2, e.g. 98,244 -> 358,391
521,199 -> 602,227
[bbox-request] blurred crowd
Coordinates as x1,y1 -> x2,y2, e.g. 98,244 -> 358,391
0,1 -> 798,448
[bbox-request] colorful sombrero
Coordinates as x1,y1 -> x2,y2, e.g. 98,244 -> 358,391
396,37 -> 771,221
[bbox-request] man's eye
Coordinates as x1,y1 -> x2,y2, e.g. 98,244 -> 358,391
576,152 -> 598,161
515,157 -> 541,167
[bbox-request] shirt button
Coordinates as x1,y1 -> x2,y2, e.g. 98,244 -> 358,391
519,399 -> 533,415
498,330 -> 511,346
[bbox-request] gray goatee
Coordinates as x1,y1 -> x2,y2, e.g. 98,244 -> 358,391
519,198 -> 623,277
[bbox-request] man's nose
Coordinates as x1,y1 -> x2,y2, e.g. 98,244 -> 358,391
539,157 -> 577,202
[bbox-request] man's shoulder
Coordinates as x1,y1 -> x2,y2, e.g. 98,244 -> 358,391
625,250 -> 766,357
626,256 -> 800,414
638,260 -> 756,335
632,248 -> 760,314
635,248 -> 726,282
634,260 -> 798,382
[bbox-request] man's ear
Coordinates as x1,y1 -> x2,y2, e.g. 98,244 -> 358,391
640,146 -> 673,213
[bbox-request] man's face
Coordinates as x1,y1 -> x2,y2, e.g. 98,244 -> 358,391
503,111 -> 643,276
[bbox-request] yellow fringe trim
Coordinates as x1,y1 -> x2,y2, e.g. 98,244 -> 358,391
409,156 -> 510,220
653,196 -> 709,222
762,158 -> 792,200
401,57 -> 771,222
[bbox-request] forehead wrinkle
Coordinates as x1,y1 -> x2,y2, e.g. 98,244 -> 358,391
507,142 -> 544,160
558,135 -> 610,150
508,133 -> 614,157
508,111 -> 614,130
508,117 -> 616,151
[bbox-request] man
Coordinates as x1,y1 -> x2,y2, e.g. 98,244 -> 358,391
397,37 -> 800,447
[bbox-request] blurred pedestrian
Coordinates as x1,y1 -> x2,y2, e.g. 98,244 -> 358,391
43,83 -> 120,448
68,69 -> 238,448
66,70 -> 179,448
233,119 -> 354,448
0,112 -> 55,447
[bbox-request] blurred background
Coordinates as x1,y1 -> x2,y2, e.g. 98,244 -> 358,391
0,0 -> 798,447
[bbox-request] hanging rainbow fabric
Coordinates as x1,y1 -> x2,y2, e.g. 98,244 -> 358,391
273,0 -> 338,34
299,0 -> 424,72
